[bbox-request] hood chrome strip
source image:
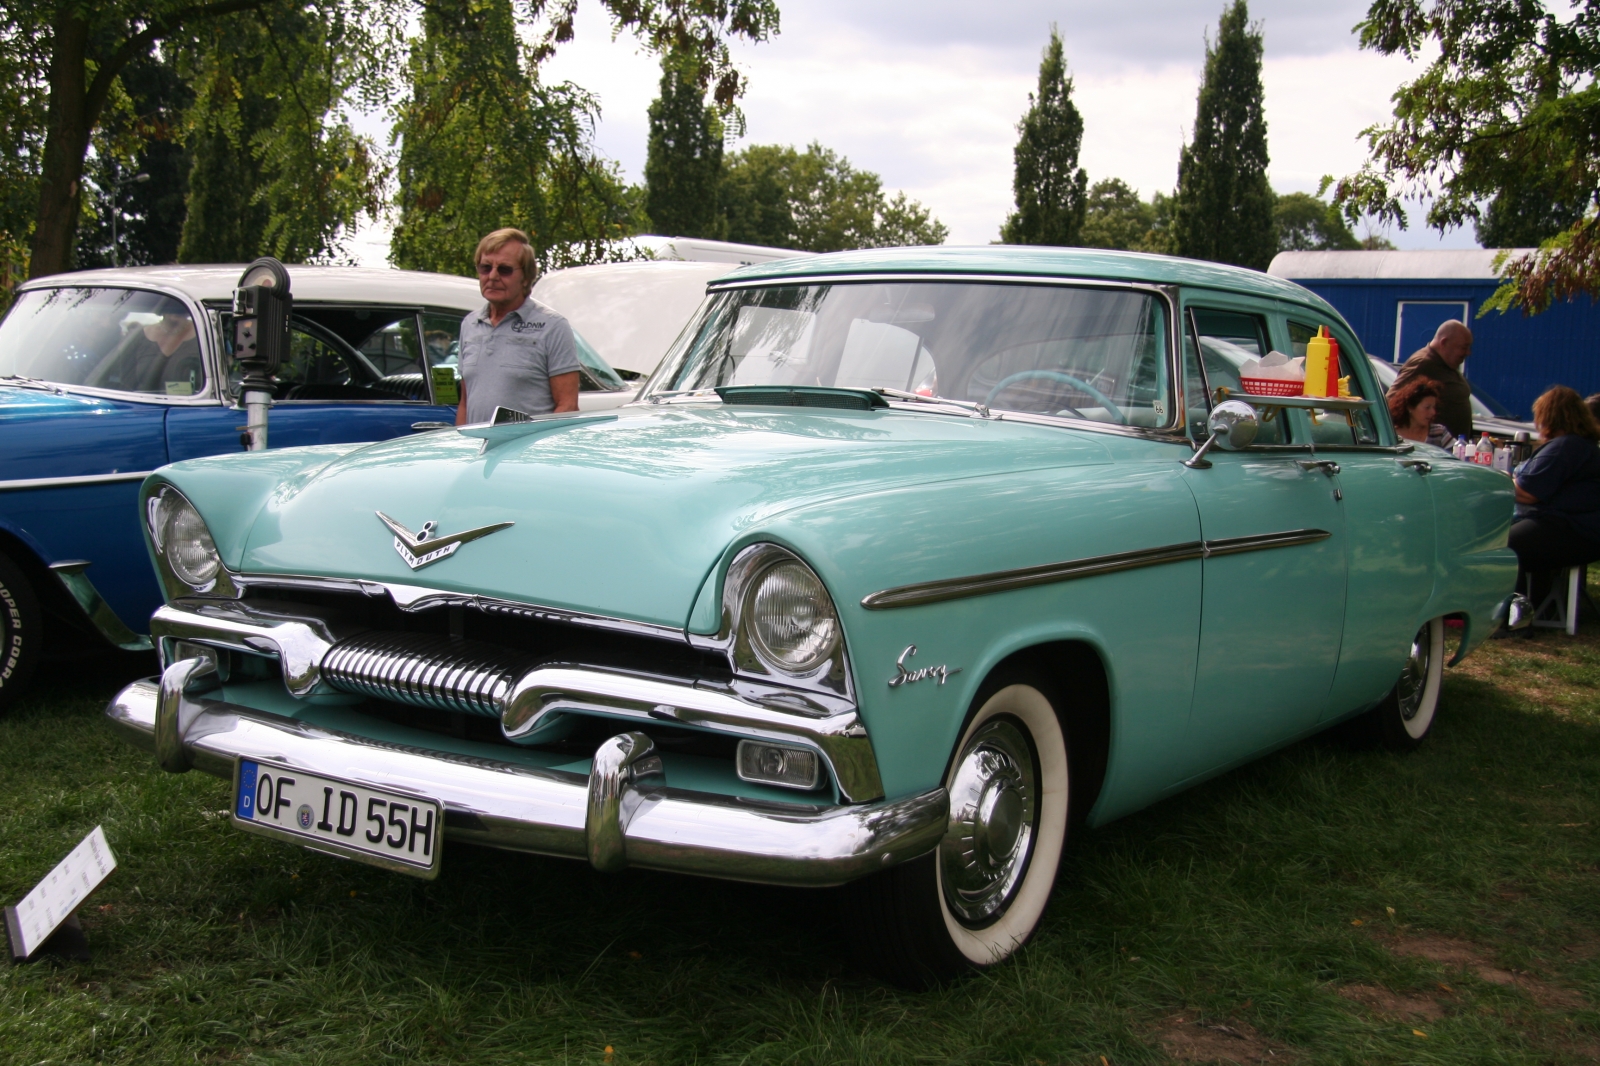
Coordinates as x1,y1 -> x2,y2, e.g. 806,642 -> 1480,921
861,528 -> 1331,610
0,470 -> 153,492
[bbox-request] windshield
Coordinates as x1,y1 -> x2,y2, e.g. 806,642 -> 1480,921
645,281 -> 1172,427
0,286 -> 205,396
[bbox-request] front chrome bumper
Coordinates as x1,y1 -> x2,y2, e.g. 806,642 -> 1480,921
106,667 -> 949,887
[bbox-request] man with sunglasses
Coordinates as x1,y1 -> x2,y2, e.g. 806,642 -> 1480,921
455,227 -> 581,425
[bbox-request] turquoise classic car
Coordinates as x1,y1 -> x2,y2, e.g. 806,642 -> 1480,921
105,247 -> 1522,987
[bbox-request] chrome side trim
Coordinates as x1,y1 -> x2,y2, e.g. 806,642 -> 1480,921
106,676 -> 946,887
48,561 -> 153,650
861,529 -> 1333,610
1,470 -> 154,492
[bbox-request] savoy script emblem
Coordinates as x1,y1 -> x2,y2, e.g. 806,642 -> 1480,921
887,644 -> 961,688
376,511 -> 514,571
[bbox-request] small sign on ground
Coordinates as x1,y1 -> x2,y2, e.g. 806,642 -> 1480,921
5,825 -> 117,962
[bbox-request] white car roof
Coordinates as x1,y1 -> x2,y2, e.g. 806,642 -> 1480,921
21,265 -> 484,312
531,261 -> 738,376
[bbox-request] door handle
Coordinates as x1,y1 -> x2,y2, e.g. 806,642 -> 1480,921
1398,458 -> 1432,474
1296,460 -> 1341,477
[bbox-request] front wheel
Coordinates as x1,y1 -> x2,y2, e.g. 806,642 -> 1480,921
0,551 -> 42,714
1356,616 -> 1445,751
845,678 -> 1070,988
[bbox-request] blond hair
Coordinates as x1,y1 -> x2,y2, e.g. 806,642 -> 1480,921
473,228 -> 537,295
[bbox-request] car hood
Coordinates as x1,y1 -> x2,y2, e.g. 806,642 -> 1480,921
166,405 -> 1117,630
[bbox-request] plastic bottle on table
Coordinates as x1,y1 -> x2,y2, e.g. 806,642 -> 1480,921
1475,433 -> 1494,465
1453,436 -> 1469,460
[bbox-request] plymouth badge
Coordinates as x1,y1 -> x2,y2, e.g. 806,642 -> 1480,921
376,511 -> 514,570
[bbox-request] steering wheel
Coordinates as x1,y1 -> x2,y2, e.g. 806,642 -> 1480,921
984,370 -> 1125,424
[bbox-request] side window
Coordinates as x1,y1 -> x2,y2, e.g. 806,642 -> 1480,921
1189,307 -> 1285,445
421,311 -> 463,405
358,321 -> 423,377
221,315 -> 424,402
1288,320 -> 1380,446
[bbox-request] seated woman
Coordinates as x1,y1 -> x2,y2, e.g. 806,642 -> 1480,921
1510,385 -> 1600,608
1387,376 -> 1451,447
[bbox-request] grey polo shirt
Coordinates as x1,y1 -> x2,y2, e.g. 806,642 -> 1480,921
458,298 -> 580,422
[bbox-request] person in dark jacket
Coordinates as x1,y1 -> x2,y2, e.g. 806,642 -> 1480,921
1509,385 -> 1600,607
1392,319 -> 1474,439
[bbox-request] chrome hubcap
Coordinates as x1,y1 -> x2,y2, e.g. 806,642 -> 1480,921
1397,626 -> 1431,722
940,718 -> 1037,925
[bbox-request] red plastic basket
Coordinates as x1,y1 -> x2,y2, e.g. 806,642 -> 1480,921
1239,377 -> 1304,397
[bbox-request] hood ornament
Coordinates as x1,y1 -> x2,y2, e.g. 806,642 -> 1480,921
376,511 -> 513,571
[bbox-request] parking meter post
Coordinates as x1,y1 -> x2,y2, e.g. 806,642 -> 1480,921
231,258 -> 292,452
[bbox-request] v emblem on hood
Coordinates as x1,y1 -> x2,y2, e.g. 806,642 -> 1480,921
376,511 -> 514,571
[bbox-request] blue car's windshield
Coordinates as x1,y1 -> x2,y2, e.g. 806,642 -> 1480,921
645,281 -> 1172,427
0,286 -> 205,396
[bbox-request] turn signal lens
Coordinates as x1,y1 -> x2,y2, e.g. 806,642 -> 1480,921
745,560 -> 840,674
736,740 -> 821,790
148,487 -> 222,589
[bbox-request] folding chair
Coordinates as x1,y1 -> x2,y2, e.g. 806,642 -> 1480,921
1531,564 -> 1599,635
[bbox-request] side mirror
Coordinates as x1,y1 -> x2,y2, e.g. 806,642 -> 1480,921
1184,399 -> 1259,469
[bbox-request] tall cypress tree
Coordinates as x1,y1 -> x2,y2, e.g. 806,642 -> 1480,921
1000,27 -> 1087,246
1171,1 -> 1275,270
644,49 -> 723,238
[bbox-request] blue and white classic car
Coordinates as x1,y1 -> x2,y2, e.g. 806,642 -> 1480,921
0,265 -> 633,710
105,248 -> 1520,986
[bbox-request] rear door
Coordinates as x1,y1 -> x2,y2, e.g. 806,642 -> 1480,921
167,304 -> 458,461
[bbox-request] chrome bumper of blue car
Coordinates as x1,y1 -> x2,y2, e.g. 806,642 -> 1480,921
105,667 -> 949,887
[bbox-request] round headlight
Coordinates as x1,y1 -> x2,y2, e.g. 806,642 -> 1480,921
150,489 -> 221,589
745,560 -> 840,673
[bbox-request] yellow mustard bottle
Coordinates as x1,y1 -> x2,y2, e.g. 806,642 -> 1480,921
1303,328 -> 1331,398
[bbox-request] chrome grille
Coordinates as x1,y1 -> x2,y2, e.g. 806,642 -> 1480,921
320,632 -> 537,718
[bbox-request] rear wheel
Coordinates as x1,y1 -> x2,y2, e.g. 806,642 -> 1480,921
0,551 -> 42,714
1356,617 -> 1444,751
845,677 -> 1070,988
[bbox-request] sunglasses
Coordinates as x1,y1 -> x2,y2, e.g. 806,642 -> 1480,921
476,263 -> 518,277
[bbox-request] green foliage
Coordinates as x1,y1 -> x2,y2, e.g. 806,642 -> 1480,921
720,142 -> 947,251
0,1 -> 50,296
644,48 -> 724,238
177,3 -> 386,264
1171,0 -> 1275,270
1273,191 -> 1360,252
1000,26 -> 1087,246
1333,1 -> 1600,312
389,0 -> 642,275
1080,178 -> 1178,253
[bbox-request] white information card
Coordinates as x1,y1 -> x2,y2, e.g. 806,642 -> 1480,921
5,825 -> 117,960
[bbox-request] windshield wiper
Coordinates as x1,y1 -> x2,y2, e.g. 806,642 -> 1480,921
873,387 -> 991,418
0,374 -> 66,395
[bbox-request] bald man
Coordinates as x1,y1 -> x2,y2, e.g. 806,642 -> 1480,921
1392,319 -> 1474,439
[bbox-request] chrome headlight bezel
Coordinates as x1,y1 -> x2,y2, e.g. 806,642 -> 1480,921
143,483 -> 238,600
718,543 -> 851,699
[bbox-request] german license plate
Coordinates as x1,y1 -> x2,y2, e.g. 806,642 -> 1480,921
232,759 -> 441,879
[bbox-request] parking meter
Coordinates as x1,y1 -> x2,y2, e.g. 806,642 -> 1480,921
232,258 -> 291,450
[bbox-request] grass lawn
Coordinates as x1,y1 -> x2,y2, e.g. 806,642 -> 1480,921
2,617 -> 1597,1066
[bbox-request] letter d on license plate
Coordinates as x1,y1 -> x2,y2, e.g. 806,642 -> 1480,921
233,759 -> 442,879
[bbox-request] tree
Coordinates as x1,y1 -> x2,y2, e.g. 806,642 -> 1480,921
1000,26 -> 1087,246
1079,178 -> 1156,251
0,4 -> 50,293
719,143 -> 947,251
391,0 -> 778,275
8,0 -> 274,279
644,48 -> 723,238
1170,0 -> 1275,270
1273,191 -> 1359,252
176,3 -> 385,264
1329,1 -> 1600,312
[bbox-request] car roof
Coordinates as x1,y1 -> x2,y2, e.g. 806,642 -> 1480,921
19,265 -> 484,311
717,245 -> 1337,309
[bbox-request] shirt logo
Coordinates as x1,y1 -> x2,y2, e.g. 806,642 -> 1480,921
510,318 -> 545,333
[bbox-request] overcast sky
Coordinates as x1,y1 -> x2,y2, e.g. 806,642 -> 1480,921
351,0 -> 1476,264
